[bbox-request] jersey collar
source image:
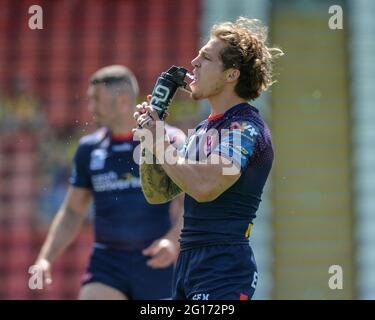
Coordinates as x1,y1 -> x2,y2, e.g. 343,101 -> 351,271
207,103 -> 258,122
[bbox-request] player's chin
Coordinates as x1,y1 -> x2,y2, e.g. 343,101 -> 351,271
191,87 -> 204,100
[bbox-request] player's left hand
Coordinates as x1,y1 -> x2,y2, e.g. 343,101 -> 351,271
142,238 -> 178,269
133,96 -> 169,155
133,95 -> 161,136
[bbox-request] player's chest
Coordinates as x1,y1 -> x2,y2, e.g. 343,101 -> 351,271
88,144 -> 138,176
88,145 -> 141,192
183,125 -> 222,160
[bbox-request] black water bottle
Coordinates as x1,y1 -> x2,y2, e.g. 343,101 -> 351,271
150,66 -> 189,120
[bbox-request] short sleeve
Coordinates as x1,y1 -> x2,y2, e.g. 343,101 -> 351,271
212,120 -> 260,171
69,144 -> 92,189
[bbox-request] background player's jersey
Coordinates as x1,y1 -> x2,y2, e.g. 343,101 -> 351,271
180,103 -> 274,249
70,128 -> 171,250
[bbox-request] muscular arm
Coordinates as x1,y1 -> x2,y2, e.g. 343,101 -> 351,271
139,124 -> 186,204
160,149 -> 241,202
139,138 -> 240,204
140,149 -> 182,204
134,103 -> 241,203
37,186 -> 92,264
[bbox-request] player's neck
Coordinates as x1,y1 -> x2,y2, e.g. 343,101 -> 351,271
208,92 -> 247,117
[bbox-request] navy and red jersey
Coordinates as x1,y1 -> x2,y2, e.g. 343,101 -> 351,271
70,128 -> 174,250
180,103 -> 274,249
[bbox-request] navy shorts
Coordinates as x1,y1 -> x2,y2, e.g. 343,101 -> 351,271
172,244 -> 258,300
82,247 -> 174,299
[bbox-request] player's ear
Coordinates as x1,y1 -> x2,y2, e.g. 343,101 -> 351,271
226,68 -> 240,83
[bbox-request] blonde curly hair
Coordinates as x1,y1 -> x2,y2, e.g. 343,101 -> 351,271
211,17 -> 283,100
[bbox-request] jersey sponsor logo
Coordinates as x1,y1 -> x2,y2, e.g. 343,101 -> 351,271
184,128 -> 221,159
229,121 -> 243,130
90,149 -> 107,170
230,121 -> 259,137
92,171 -> 141,192
204,135 -> 212,155
245,223 -> 253,238
247,125 -> 258,137
251,272 -> 258,289
220,142 -> 247,162
192,293 -> 210,300
233,144 -> 249,157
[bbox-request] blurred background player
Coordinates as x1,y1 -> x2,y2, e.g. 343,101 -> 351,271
134,17 -> 282,300
35,65 -> 185,300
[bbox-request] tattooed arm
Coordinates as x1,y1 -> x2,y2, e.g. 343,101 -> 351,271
134,99 -> 186,204
139,124 -> 185,204
140,147 -> 183,204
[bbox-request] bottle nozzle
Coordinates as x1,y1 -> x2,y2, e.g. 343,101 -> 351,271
186,72 -> 194,80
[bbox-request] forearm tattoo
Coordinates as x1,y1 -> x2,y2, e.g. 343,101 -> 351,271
140,149 -> 182,202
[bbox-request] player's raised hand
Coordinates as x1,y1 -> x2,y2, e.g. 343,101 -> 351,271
133,95 -> 161,128
142,238 -> 178,269
133,100 -> 149,123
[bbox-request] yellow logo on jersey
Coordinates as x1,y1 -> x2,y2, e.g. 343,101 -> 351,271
245,223 -> 253,238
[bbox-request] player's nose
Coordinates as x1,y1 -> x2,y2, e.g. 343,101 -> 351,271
191,55 -> 200,68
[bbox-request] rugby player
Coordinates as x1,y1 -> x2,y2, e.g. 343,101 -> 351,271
134,17 -> 282,300
35,65 -> 185,300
